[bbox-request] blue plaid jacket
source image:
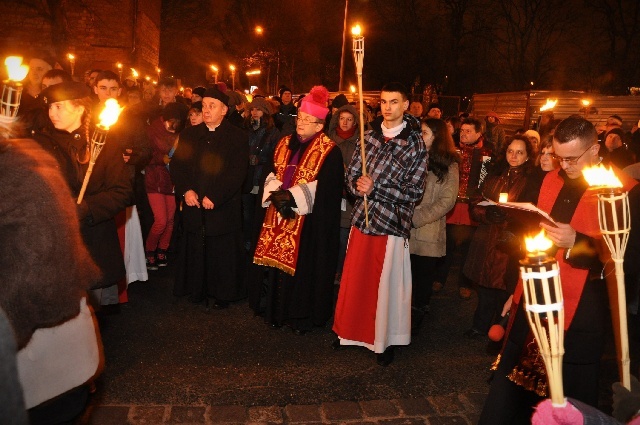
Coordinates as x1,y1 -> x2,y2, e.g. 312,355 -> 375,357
346,115 -> 427,239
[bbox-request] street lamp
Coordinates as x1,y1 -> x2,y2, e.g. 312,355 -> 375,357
229,64 -> 236,91
211,65 -> 218,84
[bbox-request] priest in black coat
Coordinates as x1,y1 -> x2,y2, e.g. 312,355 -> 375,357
171,87 -> 249,308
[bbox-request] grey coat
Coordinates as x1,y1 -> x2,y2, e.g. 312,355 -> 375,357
409,162 -> 459,257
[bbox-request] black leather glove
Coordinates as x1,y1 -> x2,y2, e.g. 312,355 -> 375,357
268,190 -> 297,219
268,190 -> 296,210
612,375 -> 640,422
485,205 -> 507,224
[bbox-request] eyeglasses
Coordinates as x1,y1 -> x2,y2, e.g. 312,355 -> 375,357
296,116 -> 321,125
550,144 -> 595,165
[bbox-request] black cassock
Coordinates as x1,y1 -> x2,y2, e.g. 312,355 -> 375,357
171,120 -> 249,303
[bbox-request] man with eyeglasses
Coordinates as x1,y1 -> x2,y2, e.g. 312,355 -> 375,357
479,116 -> 639,424
333,82 -> 427,366
251,85 -> 343,335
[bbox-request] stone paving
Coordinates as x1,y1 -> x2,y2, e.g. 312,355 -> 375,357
80,392 -> 487,424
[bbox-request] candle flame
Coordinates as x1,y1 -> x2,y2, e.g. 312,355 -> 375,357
4,56 -> 29,81
350,85 -> 356,93
539,99 -> 557,112
116,62 -> 123,69
230,64 -> 236,72
67,53 -> 75,61
582,164 -> 623,188
351,24 -> 362,37
130,68 -> 139,78
211,65 -> 218,72
525,230 -> 553,253
498,192 -> 508,203
581,99 -> 590,107
98,99 -> 123,130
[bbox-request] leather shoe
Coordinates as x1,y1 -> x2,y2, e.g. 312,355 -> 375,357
376,346 -> 395,366
332,339 -> 346,351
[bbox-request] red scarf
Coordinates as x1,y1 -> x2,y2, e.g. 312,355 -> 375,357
336,126 -> 356,140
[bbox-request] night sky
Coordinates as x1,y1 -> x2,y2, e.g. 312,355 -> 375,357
160,0 -> 640,97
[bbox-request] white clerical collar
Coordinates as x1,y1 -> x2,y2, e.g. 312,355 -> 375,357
381,120 -> 406,138
206,123 -> 221,132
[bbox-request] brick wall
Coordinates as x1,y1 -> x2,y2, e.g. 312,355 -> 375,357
0,0 -> 159,79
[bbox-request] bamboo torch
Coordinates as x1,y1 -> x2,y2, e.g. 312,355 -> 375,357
583,164 -> 631,389
0,56 -> 29,122
77,98 -> 123,204
520,230 -> 566,406
351,24 -> 369,227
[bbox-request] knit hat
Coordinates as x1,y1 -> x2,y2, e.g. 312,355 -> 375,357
189,101 -> 203,113
427,103 -> 441,113
248,97 -> 272,115
279,86 -> 292,97
523,129 -> 540,144
216,82 -> 228,93
227,90 -> 247,108
605,128 -> 625,139
41,81 -> 91,104
202,87 -> 229,106
192,86 -> 206,98
332,94 -> 349,109
299,86 -> 329,120
608,115 -> 623,126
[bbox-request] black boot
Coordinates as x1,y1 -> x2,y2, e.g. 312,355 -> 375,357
376,346 -> 395,366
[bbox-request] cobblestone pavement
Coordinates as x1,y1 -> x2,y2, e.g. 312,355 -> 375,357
81,392 -> 487,424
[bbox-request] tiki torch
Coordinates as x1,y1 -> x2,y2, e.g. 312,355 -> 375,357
67,53 -> 76,77
77,99 -> 123,204
0,56 -> 29,122
520,230 -> 566,406
583,164 -> 631,389
351,24 -> 369,227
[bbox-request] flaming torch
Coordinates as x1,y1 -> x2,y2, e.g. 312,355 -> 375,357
67,53 -> 76,76
1,56 -> 29,123
520,230 -> 565,406
351,24 -> 369,227
77,99 -> 124,204
582,164 -> 631,389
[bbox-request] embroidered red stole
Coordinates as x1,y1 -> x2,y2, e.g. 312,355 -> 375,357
253,133 -> 335,275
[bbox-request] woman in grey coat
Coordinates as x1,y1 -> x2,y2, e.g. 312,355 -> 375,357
409,118 -> 460,333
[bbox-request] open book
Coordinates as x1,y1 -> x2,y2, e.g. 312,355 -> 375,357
477,199 -> 557,226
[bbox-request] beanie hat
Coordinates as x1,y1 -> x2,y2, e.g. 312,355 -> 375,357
608,115 -> 623,126
227,90 -> 247,108
202,87 -> 229,106
189,101 -> 203,113
605,128 -> 625,139
279,86 -> 292,97
41,81 -> 91,104
299,86 -> 329,120
523,129 -> 540,144
332,94 -> 349,109
249,97 -> 272,116
192,86 -> 206,98
216,82 -> 228,93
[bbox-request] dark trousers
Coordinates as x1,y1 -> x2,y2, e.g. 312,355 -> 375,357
472,286 -> 509,334
336,227 -> 350,276
410,254 -> 440,308
434,224 -> 476,289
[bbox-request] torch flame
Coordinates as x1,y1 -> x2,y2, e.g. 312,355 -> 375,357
582,164 -> 623,188
351,24 -> 362,37
98,99 -> 123,130
540,99 -> 558,112
4,56 -> 29,81
130,68 -> 139,78
525,230 -> 553,253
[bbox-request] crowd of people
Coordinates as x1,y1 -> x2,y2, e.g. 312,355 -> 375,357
2,50 -> 640,424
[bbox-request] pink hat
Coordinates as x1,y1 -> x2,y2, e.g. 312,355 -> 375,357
299,86 -> 329,120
